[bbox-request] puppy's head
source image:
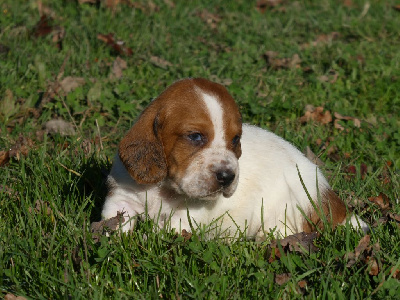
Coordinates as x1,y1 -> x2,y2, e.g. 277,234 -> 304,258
119,78 -> 242,200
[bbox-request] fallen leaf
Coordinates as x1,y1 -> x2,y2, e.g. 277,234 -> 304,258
304,146 -> 325,167
334,112 -> 361,131
8,135 -> 34,160
318,70 -> 339,83
367,256 -> 379,276
52,26 -> 65,50
346,235 -> 370,267
298,280 -> 307,288
90,211 -> 126,242
388,213 -> 400,223
301,32 -> 340,49
37,1 -> 59,20
28,200 -> 53,216
4,294 -> 27,300
299,106 -> 332,125
97,33 -> 133,56
390,266 -> 400,279
345,163 -> 368,180
270,232 -> 319,254
105,0 -> 122,10
275,273 -> 291,285
150,56 -> 173,69
0,150 -> 10,167
163,0 -> 175,8
256,0 -> 283,13
78,0 -> 98,3
393,5 -> 400,12
343,0 -> 353,7
45,119 -> 76,136
109,56 -> 127,79
32,15 -> 53,38
196,9 -> 221,29
59,76 -> 86,93
181,229 -> 192,241
263,51 -> 301,70
368,193 -> 390,210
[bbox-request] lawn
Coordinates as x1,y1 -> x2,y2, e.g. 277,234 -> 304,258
1,0 -> 399,298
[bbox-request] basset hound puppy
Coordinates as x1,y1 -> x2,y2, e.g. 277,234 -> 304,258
102,78 -> 367,239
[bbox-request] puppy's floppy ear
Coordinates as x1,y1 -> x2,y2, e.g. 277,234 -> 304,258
118,106 -> 167,184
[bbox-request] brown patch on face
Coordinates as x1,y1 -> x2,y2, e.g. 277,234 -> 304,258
118,78 -> 242,187
192,78 -> 242,158
302,189 -> 347,232
159,78 -> 242,184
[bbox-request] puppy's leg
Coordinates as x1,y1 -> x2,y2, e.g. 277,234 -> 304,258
102,192 -> 140,232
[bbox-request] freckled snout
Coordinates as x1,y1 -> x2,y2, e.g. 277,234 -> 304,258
216,169 -> 236,188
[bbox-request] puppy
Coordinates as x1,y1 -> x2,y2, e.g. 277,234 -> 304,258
102,78 -> 367,239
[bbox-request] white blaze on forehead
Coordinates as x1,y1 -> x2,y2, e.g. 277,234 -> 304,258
199,91 -> 226,147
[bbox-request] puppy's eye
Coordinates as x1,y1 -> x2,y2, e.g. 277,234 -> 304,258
187,133 -> 206,146
232,135 -> 240,146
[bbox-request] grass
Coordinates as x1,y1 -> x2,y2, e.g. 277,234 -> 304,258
1,0 -> 399,298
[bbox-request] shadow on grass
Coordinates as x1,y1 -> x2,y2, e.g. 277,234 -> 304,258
74,154 -> 111,224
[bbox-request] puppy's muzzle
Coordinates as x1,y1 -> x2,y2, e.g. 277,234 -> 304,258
215,168 -> 235,188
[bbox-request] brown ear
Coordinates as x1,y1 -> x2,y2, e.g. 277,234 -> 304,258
118,107 -> 167,184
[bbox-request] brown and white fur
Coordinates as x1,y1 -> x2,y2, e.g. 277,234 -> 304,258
102,78 -> 367,239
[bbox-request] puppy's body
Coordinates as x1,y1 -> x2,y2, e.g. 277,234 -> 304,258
102,78 -> 367,238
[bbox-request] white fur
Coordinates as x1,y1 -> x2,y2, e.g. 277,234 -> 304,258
102,123 -> 347,238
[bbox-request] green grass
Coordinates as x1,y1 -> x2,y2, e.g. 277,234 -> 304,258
1,0 -> 399,298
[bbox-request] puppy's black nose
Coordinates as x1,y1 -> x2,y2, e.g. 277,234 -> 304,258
216,170 -> 235,187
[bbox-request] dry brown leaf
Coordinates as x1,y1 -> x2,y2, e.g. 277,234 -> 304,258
150,56 -> 173,69
59,76 -> 85,93
271,232 -> 319,254
263,51 -> 301,70
97,33 -> 133,56
390,266 -> 400,279
367,256 -> 379,276
334,112 -> 361,130
32,15 -> 53,38
105,0 -> 122,10
275,273 -> 291,285
197,9 -> 221,29
256,0 -> 284,13
181,229 -> 192,241
368,193 -> 390,210
4,294 -> 27,300
109,56 -> 127,79
318,70 -> 339,83
8,136 -> 34,161
299,106 -> 332,125
28,200 -> 53,216
32,14 -> 65,49
301,32 -> 340,49
163,0 -> 175,8
298,280 -> 307,288
346,235 -> 370,267
0,150 -> 10,167
304,146 -> 325,167
45,119 -> 76,136
90,211 -> 126,239
388,213 -> 400,223
37,1 -> 59,19
343,0 -> 353,7
78,0 -> 98,3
